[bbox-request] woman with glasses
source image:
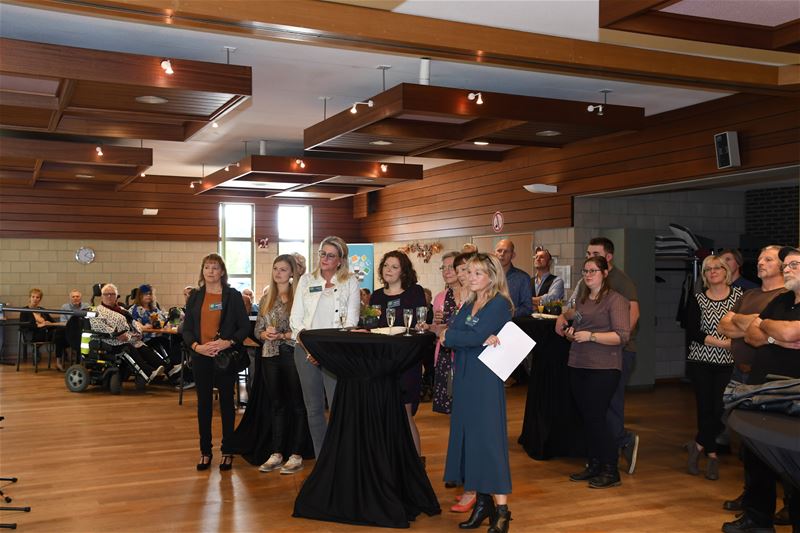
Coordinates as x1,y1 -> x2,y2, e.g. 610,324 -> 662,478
439,253 -> 514,533
183,254 -> 250,472
563,256 -> 631,489
684,255 -> 741,481
290,236 -> 361,458
369,250 -> 427,457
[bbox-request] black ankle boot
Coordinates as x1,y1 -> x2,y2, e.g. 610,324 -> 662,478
588,464 -> 621,489
487,505 -> 511,533
570,459 -> 601,482
458,493 -> 496,529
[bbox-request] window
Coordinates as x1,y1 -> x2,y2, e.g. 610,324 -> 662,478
278,205 -> 311,266
219,203 -> 254,292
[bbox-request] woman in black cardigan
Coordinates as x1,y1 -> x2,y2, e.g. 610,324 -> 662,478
183,253 -> 250,471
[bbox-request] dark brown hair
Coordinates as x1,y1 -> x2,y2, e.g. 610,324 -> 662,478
379,250 -> 418,290
577,256 -> 611,304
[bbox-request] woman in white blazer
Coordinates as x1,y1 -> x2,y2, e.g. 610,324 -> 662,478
290,235 -> 360,457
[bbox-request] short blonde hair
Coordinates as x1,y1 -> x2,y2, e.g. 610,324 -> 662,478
701,255 -> 732,288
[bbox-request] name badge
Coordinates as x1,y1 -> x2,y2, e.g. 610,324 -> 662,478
466,314 -> 479,326
309,285 -> 323,293
387,299 -> 400,309
209,302 -> 223,311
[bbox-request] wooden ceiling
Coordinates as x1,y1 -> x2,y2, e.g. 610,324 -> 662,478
600,0 -> 800,52
198,155 -> 423,200
304,84 -> 645,161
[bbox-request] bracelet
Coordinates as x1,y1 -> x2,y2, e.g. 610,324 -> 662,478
192,342 -> 199,350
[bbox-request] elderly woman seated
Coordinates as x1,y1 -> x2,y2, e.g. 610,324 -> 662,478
90,283 -> 179,383
129,284 -> 177,361
20,287 -> 68,370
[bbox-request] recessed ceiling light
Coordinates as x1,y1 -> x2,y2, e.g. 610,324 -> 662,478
536,130 -> 562,137
473,141 -> 489,146
75,173 -> 94,179
136,95 -> 169,104
370,140 -> 393,146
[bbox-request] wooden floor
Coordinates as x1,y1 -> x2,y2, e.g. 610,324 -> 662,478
0,363 -> 760,532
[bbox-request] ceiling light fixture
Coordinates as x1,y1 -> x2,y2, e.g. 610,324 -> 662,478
523,183 -> 558,194
587,89 -> 611,116
350,100 -> 374,114
224,165 -> 229,172
160,58 -> 174,75
140,172 -> 146,177
536,130 -> 562,137
370,140 -> 393,146
473,141 -> 489,146
75,173 -> 94,179
135,95 -> 168,104
468,92 -> 483,105
380,164 -> 388,172
95,146 -> 103,156
212,121 -> 219,128
189,179 -> 202,189
142,208 -> 158,216
295,158 -> 306,169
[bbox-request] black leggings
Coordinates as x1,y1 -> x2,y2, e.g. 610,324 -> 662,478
263,345 -> 307,455
570,366 -> 620,466
192,354 -> 236,455
687,361 -> 732,453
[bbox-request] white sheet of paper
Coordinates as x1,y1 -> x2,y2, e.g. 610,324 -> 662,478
477,321 -> 536,381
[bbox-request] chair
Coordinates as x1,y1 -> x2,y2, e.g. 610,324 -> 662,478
17,326 -> 54,373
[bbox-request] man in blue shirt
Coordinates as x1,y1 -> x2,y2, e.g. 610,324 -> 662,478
721,248 -> 759,290
494,239 -> 532,317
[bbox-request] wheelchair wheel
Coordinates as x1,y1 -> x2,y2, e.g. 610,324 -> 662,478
109,372 -> 122,395
65,365 -> 90,392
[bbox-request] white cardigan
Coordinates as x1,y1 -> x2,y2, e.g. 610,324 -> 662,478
290,271 -> 361,339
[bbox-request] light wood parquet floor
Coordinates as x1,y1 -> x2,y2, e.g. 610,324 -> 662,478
0,362 -> 773,532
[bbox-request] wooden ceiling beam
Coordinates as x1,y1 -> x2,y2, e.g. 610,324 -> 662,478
0,38 -> 252,95
56,115 -> 186,141
1,137 -> 152,167
29,158 -> 43,186
417,148 -> 507,161
0,92 -> 58,109
599,0 -> 681,26
20,0 -> 795,96
773,20 -> 800,51
48,79 -> 76,132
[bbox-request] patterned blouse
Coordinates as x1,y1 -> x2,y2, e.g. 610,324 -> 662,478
687,286 -> 742,365
254,298 -> 294,358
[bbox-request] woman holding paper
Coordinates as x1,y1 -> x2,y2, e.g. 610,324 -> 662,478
563,256 -> 631,489
439,253 -> 514,533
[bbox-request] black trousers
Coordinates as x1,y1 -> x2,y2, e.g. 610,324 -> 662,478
263,345 -> 307,455
687,361 -> 732,453
742,444 -> 800,527
570,366 -> 620,466
192,354 -> 236,455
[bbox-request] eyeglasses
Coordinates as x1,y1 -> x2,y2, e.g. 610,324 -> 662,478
101,292 -> 117,296
582,269 -> 601,275
318,251 -> 339,260
783,260 -> 800,271
439,265 -> 455,272
703,266 -> 725,273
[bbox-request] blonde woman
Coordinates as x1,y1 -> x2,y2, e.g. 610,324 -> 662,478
685,254 -> 741,481
290,236 -> 360,458
439,253 -> 514,533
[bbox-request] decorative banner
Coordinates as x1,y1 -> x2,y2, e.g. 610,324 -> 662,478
492,211 -> 504,233
348,243 -> 374,292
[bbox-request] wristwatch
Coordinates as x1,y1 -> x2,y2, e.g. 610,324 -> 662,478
590,333 -> 597,343
767,336 -> 776,344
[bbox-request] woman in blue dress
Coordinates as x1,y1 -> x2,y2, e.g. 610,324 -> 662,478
440,253 -> 514,533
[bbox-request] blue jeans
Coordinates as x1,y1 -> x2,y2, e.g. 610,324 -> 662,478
607,350 -> 635,448
293,343 -> 337,458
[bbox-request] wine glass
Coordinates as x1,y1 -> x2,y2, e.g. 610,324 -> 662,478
386,307 -> 396,330
338,310 -> 348,331
415,306 -> 427,333
403,308 -> 413,336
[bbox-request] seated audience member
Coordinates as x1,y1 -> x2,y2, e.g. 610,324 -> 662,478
60,289 -> 89,323
20,288 -> 67,370
90,283 -> 171,384
720,248 -> 758,290
531,248 -> 565,308
242,288 -> 259,315
360,287 -> 371,308
129,284 -> 178,367
723,246 -> 800,533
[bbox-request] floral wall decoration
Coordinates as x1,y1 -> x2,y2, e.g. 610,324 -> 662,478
398,241 -> 443,263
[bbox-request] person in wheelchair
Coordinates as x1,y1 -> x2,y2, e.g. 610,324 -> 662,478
90,284 -> 179,384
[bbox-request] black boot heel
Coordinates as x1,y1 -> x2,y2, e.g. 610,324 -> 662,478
487,505 -> 511,533
220,454 -> 234,471
458,493 -> 496,529
196,454 -> 212,471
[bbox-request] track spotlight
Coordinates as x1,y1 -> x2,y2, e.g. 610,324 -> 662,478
350,100 -> 374,114
468,92 -> 483,105
380,163 -> 388,173
189,179 -> 202,189
160,59 -> 174,75
212,121 -> 219,128
587,104 -> 604,116
295,158 -> 306,169
224,165 -> 229,172
95,146 -> 103,156
140,172 -> 146,177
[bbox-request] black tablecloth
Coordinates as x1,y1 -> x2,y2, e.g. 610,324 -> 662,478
293,329 -> 441,528
729,409 -> 800,486
515,317 -> 586,460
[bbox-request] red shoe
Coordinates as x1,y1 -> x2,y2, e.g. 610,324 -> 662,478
450,493 -> 476,513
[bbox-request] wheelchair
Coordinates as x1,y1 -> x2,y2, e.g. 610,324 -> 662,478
63,319 -> 150,395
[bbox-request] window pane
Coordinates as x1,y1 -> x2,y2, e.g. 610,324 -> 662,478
228,277 -> 250,293
279,241 -> 308,263
278,205 -> 308,241
224,204 -> 253,238
224,241 -> 252,275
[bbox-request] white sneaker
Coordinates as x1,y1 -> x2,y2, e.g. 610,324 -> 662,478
280,454 -> 303,475
168,362 -> 183,377
258,453 -> 283,473
148,366 -> 165,382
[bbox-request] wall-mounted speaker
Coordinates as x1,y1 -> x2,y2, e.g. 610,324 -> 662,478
367,190 -> 379,214
714,131 -> 741,169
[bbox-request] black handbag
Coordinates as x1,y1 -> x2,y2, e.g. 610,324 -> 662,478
214,346 -> 250,374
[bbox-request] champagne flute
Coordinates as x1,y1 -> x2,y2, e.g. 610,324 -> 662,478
403,308 -> 413,336
386,307 -> 396,330
415,306 -> 427,333
338,310 -> 347,331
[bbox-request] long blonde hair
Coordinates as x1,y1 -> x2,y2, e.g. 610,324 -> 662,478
464,253 -> 514,315
311,235 -> 352,282
259,254 -> 297,317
